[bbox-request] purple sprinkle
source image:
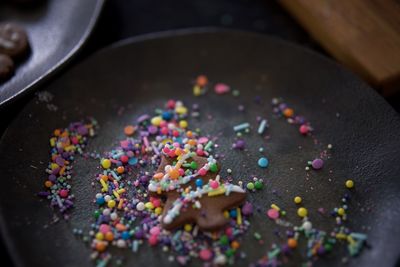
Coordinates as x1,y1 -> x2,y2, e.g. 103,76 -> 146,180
312,158 -> 324,170
242,202 -> 253,216
137,114 -> 150,123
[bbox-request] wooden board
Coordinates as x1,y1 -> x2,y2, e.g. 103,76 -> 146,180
279,0 -> 400,95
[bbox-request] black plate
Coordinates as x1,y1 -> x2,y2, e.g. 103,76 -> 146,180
0,0 -> 105,106
0,29 -> 399,267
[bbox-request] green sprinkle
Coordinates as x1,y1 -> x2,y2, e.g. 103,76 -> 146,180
247,182 -> 255,190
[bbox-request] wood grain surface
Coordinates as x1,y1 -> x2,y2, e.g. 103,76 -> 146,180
279,0 -> 400,95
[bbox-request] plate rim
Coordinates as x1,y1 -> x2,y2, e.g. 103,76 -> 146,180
0,0 -> 106,108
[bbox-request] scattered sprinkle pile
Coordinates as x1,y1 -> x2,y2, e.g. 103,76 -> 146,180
38,120 -> 97,218
38,75 -> 368,266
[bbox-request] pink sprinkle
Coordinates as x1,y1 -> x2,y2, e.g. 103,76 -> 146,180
210,180 -> 219,189
198,168 -> 207,176
225,227 -> 233,237
198,137 -> 209,144
99,224 -> 110,234
148,234 -> 158,246
59,189 -> 69,198
214,83 -> 230,94
267,208 -> 279,220
152,198 -> 161,207
299,124 -> 309,135
199,249 -> 213,261
150,226 -> 161,235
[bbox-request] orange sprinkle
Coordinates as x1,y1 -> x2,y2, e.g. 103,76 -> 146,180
105,232 -> 114,241
196,75 -> 208,87
283,108 -> 294,118
115,223 -> 126,231
287,238 -> 297,248
95,241 -> 107,252
44,181 -> 53,188
124,125 -> 136,136
153,172 -> 164,180
231,241 -> 240,250
117,166 -> 125,174
188,139 -> 197,146
169,168 -> 180,179
101,175 -> 109,181
186,131 -> 193,138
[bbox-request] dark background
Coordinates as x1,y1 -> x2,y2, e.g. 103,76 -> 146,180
1,0 -> 399,266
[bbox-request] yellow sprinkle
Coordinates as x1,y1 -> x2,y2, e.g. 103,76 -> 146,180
145,202 -> 154,210
223,210 -> 229,218
184,224 -> 192,232
50,137 -> 56,147
294,196 -> 302,204
345,180 -> 354,189
175,106 -> 188,115
193,85 -> 202,96
162,139 -> 173,145
347,235 -> 356,245
297,207 -> 308,217
50,163 -> 59,170
271,204 -> 280,211
95,232 -> 104,241
101,159 -> 111,169
117,188 -> 126,194
208,187 -> 226,196
151,116 -> 162,126
236,208 -> 242,225
100,179 -> 108,192
155,207 -> 163,215
107,200 -> 116,209
338,208 -> 345,216
179,120 -> 188,128
64,145 -> 75,152
113,190 -> 120,200
117,199 -> 124,209
336,233 -> 347,239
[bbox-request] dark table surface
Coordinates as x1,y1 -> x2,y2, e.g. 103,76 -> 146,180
1,0 -> 399,266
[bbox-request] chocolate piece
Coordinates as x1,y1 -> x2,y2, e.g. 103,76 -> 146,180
0,54 -> 14,81
0,23 -> 30,59
149,155 -> 246,231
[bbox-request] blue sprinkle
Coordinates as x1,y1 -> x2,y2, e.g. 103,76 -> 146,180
96,196 -> 105,205
121,231 -> 130,240
162,111 -> 172,121
128,157 -> 138,165
195,178 -> 203,187
258,157 -> 269,168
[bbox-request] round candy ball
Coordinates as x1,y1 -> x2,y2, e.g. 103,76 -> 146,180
195,178 -> 203,187
311,158 -> 324,170
345,180 -> 354,188
297,207 -> 308,218
258,157 -> 269,168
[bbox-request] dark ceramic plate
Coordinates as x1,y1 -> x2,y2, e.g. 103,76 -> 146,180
0,0 -> 105,106
0,29 -> 399,267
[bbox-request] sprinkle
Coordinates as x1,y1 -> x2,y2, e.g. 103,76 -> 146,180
257,119 -> 267,135
236,208 -> 242,225
294,196 -> 302,204
214,83 -> 230,94
267,209 -> 279,220
345,180 -> 354,188
258,157 -> 269,168
311,158 -> 324,170
233,122 -> 250,132
297,207 -> 308,218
